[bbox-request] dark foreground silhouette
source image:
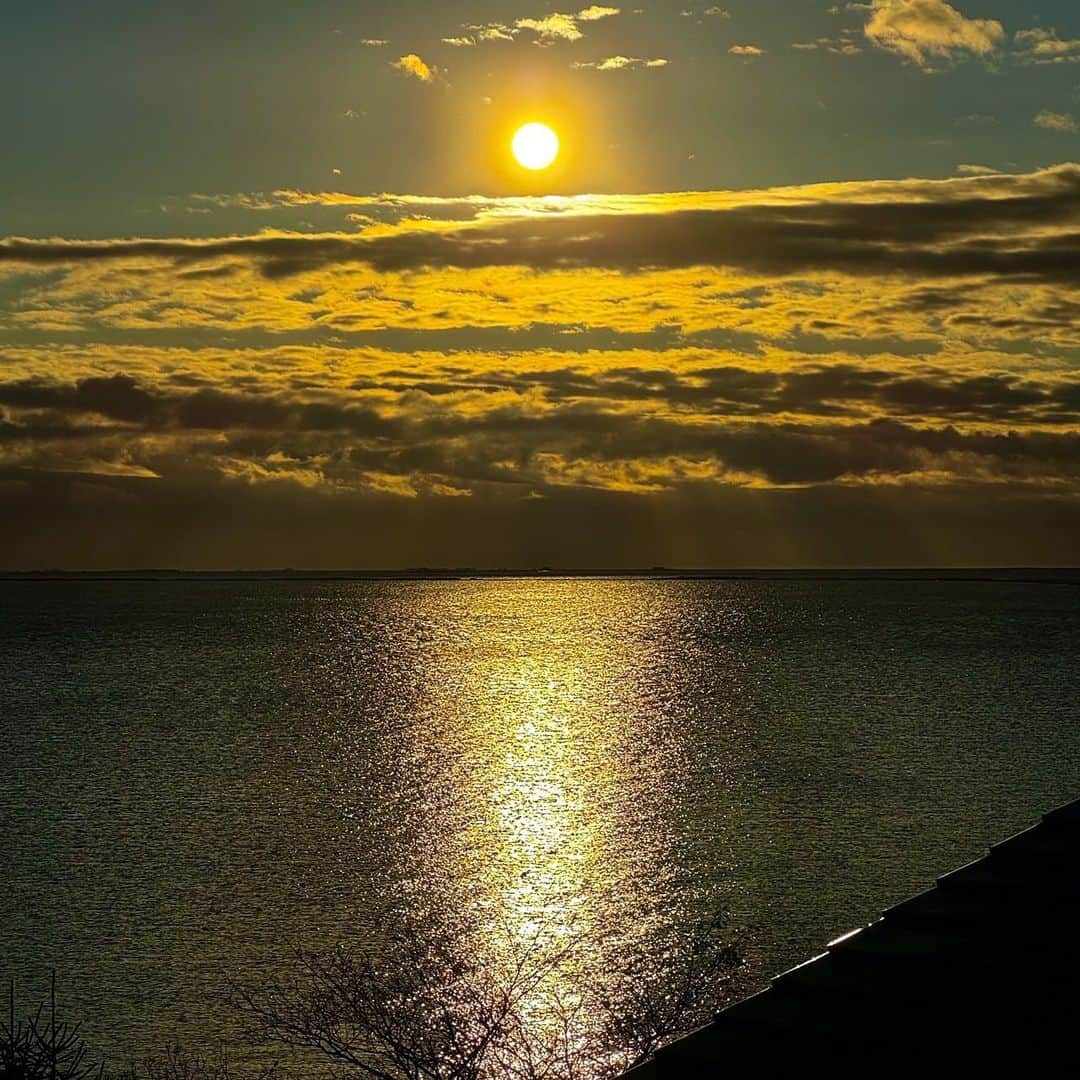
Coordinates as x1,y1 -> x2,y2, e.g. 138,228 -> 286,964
632,798 -> 1080,1076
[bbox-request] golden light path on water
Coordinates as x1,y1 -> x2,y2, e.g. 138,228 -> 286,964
474,638 -> 605,1045
435,582 -> 685,924
328,580 -> 742,1049
424,582 -> 691,1046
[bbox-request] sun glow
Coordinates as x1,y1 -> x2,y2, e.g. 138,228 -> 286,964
512,123 -> 559,171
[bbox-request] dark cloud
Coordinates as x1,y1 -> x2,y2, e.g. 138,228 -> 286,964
8,383 -> 1080,494
3,166 -> 1079,283
0,376 -> 402,438
0,374 -> 159,422
2,361 -> 1077,461
359,362 -> 1078,423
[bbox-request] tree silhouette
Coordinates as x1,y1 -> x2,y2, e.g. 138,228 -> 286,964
1,974 -> 103,1080
238,910 -> 743,1080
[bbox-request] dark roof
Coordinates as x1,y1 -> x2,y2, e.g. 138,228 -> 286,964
631,797 -> 1080,1076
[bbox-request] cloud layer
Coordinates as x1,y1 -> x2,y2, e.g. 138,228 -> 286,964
1,165 -> 1077,566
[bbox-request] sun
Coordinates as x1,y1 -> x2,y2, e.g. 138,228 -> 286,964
512,122 -> 559,171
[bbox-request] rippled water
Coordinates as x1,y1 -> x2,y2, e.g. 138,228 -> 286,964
3,577 -> 1079,1063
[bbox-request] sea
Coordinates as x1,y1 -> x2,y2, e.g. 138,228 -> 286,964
2,573 -> 1079,1066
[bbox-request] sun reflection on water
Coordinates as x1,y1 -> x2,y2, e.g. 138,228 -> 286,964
443,583 -> 662,1045
451,586 -> 647,939
323,579 -> 747,1055
491,680 -> 586,945
384,583 -> 724,994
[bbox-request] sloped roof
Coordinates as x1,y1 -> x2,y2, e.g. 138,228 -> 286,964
631,797 -> 1080,1075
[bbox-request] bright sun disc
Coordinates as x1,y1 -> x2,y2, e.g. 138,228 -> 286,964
512,122 -> 559,171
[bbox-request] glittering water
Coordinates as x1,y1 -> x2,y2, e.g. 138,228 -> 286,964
2,577 -> 1079,1063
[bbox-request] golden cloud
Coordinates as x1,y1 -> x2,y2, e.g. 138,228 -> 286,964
0,165 -> 1076,534
864,0 -> 1004,67
391,53 -> 436,82
514,6 -> 619,42
573,55 -> 669,70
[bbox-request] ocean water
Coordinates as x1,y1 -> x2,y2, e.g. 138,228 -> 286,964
2,576 -> 1079,1064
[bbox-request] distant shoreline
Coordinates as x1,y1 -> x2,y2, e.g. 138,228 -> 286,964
2,568 -> 1079,585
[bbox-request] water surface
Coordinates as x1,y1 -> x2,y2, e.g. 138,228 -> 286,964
3,576 -> 1079,1061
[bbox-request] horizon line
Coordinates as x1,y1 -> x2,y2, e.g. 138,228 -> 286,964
2,566 -> 1079,580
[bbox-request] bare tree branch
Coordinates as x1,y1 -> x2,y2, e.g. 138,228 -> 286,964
236,908 -> 743,1080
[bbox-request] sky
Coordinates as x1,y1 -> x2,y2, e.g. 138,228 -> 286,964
1,0 -> 1078,568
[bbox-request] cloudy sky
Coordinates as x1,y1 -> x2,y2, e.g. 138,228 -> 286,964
2,0 -> 1079,568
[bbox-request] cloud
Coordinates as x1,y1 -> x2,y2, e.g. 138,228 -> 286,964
470,23 -> 516,41
359,38 -> 388,47
864,0 -> 1004,67
1014,27 -> 1080,65
573,55 -> 669,70
4,364 -> 1079,495
391,54 -> 436,82
1034,110 -> 1079,133
515,6 -> 619,43
729,44 -> 765,56
442,22 -> 517,46
577,5 -> 620,20
515,14 -> 584,41
4,166 -> 1080,289
5,169 -> 1080,363
792,33 -> 863,54
1,286 -> 1077,565
3,164 -> 1079,567
955,163 -> 998,176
